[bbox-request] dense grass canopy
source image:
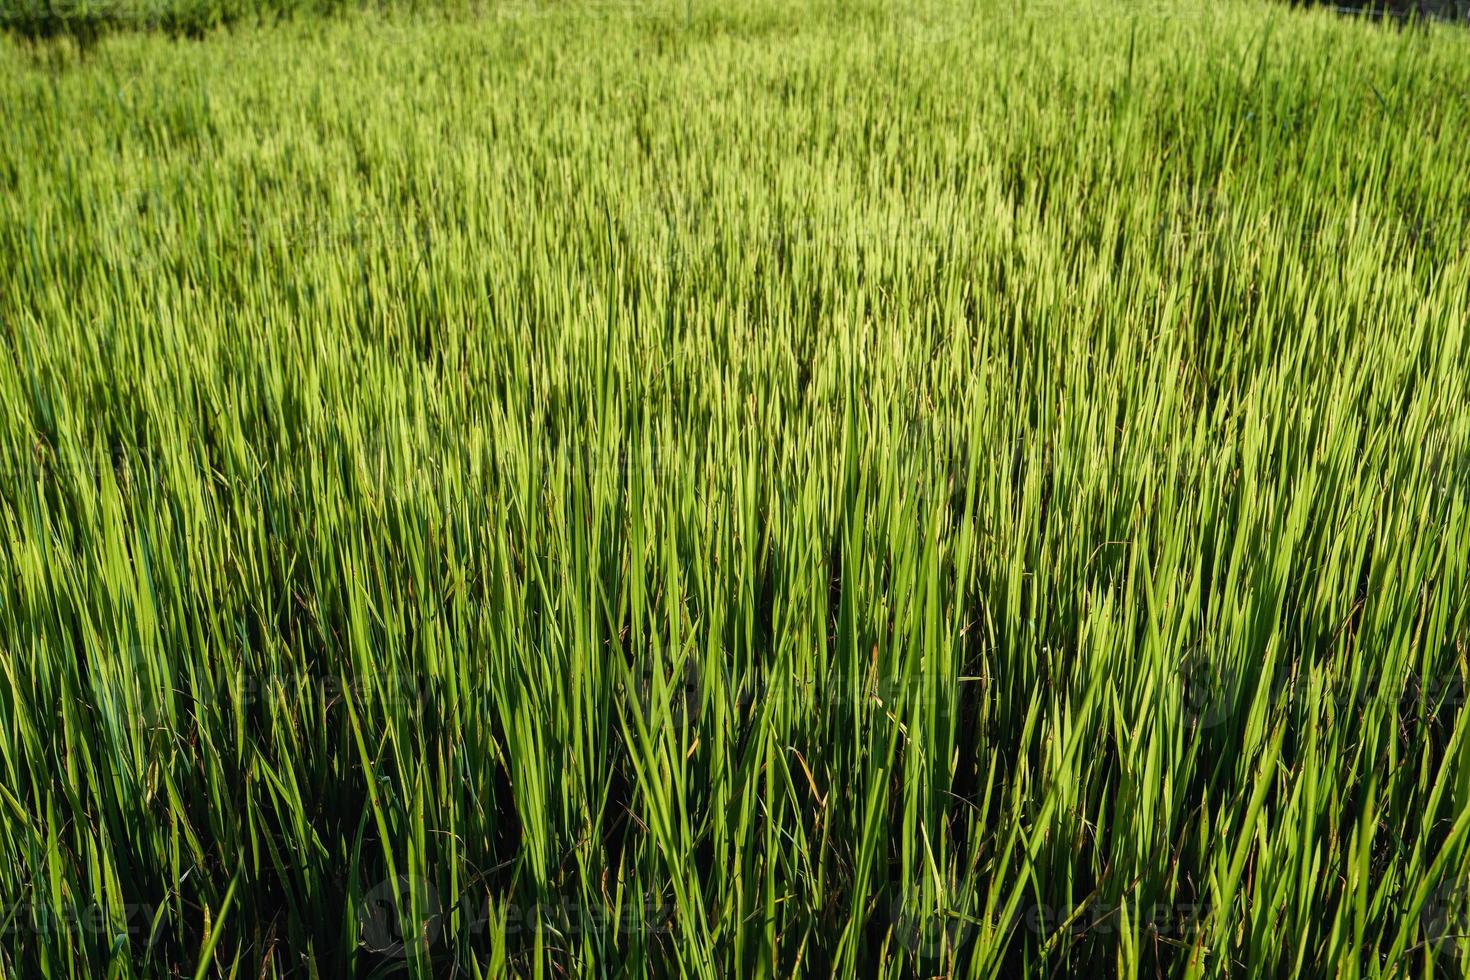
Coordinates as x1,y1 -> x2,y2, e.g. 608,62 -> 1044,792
1,1 -> 1469,977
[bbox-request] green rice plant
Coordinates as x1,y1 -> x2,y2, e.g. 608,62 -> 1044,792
0,0 -> 470,46
0,0 -> 1468,977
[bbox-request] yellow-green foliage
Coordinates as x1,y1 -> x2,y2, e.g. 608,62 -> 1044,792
1,2 -> 1469,977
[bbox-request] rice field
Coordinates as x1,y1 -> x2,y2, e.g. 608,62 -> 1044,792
2,1 -> 1469,976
